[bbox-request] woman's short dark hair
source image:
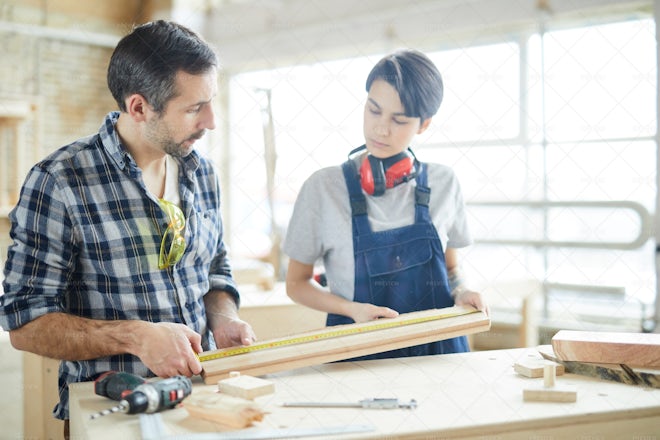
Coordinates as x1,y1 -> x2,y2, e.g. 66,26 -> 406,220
107,20 -> 218,113
366,49 -> 443,121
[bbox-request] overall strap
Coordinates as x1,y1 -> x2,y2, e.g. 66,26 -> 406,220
341,160 -> 372,236
414,163 -> 432,224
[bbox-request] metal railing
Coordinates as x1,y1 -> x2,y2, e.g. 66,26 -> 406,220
467,200 -> 653,250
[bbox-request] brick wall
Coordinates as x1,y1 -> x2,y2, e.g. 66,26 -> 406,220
0,1 -> 167,294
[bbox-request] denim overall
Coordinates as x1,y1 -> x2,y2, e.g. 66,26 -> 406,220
326,160 -> 469,360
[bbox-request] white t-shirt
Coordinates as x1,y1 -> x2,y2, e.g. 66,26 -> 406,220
282,155 -> 472,301
163,154 -> 181,206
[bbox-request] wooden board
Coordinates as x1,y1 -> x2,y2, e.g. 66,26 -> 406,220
539,345 -> 660,389
551,330 -> 660,368
200,306 -> 490,384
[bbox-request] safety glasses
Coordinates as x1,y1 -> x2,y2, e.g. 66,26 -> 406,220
158,199 -> 186,269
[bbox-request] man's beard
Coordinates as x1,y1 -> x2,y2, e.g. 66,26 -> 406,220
163,130 -> 206,157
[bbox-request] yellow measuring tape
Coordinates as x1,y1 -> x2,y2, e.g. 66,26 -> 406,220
198,307 -> 476,363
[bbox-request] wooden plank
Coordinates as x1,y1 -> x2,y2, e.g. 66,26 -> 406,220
200,306 -> 490,384
551,330 -> 660,368
539,345 -> 660,389
23,353 -> 63,440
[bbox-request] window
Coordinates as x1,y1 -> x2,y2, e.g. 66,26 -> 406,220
227,17 -> 656,330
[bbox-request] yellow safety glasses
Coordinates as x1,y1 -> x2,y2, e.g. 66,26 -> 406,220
158,199 -> 186,270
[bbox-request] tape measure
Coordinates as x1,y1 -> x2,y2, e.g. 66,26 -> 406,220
198,307 -> 476,363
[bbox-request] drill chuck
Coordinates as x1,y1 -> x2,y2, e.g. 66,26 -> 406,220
120,390 -> 151,414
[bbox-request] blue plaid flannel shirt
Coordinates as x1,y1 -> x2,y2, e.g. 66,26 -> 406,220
0,112 -> 240,419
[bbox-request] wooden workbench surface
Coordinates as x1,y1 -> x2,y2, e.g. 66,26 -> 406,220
69,347 -> 660,439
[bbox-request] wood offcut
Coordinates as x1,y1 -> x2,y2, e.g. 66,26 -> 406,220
551,330 -> 660,368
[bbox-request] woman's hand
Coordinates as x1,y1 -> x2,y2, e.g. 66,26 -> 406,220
348,302 -> 399,323
454,289 -> 490,317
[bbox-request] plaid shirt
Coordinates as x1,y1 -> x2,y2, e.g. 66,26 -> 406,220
0,112 -> 239,419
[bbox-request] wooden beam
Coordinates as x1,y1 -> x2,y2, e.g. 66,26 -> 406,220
539,345 -> 660,389
200,306 -> 490,384
552,330 -> 660,368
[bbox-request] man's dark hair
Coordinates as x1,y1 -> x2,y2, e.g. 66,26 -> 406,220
366,49 -> 443,121
107,20 -> 219,113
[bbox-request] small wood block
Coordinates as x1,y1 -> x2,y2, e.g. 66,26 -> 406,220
523,362 -> 576,402
523,386 -> 577,402
514,359 -> 565,378
217,373 -> 275,400
184,389 -> 265,428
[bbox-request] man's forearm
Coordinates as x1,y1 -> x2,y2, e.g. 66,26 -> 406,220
8,312 -> 147,361
204,290 -> 240,330
203,289 -> 257,347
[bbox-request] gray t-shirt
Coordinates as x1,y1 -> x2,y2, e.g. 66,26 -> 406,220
282,156 -> 472,301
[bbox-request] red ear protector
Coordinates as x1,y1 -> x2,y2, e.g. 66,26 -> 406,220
358,149 -> 417,196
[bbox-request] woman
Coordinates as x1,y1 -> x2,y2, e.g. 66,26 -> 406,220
283,49 -> 488,359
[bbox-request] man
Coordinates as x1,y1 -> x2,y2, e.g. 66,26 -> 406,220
0,20 -> 255,432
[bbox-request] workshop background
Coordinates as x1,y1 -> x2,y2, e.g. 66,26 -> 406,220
0,0 -> 658,438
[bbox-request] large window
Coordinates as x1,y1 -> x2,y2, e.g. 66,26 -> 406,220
227,17 -> 656,330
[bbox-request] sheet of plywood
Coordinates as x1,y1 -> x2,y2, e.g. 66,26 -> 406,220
200,306 -> 490,384
551,330 -> 660,368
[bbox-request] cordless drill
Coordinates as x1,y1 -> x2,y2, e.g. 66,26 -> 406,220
90,371 -> 193,419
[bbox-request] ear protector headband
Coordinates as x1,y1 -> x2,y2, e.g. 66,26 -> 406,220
349,145 -> 418,196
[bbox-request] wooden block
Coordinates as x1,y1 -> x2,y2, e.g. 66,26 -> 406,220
514,359 -> 564,378
184,389 -> 265,429
523,387 -> 577,402
217,372 -> 275,400
523,364 -> 577,403
200,306 -> 491,384
552,330 -> 660,368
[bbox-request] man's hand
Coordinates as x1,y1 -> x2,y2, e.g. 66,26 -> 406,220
204,290 -> 257,348
209,313 -> 257,348
7,313 -> 205,378
133,321 -> 203,377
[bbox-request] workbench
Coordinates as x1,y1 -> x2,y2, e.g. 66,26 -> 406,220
69,347 -> 660,439
21,282 -> 326,440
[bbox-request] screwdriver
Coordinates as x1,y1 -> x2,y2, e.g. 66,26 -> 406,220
90,373 -> 193,419
283,398 -> 417,409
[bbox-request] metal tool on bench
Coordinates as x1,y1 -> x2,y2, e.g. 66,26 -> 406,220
282,397 -> 417,409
